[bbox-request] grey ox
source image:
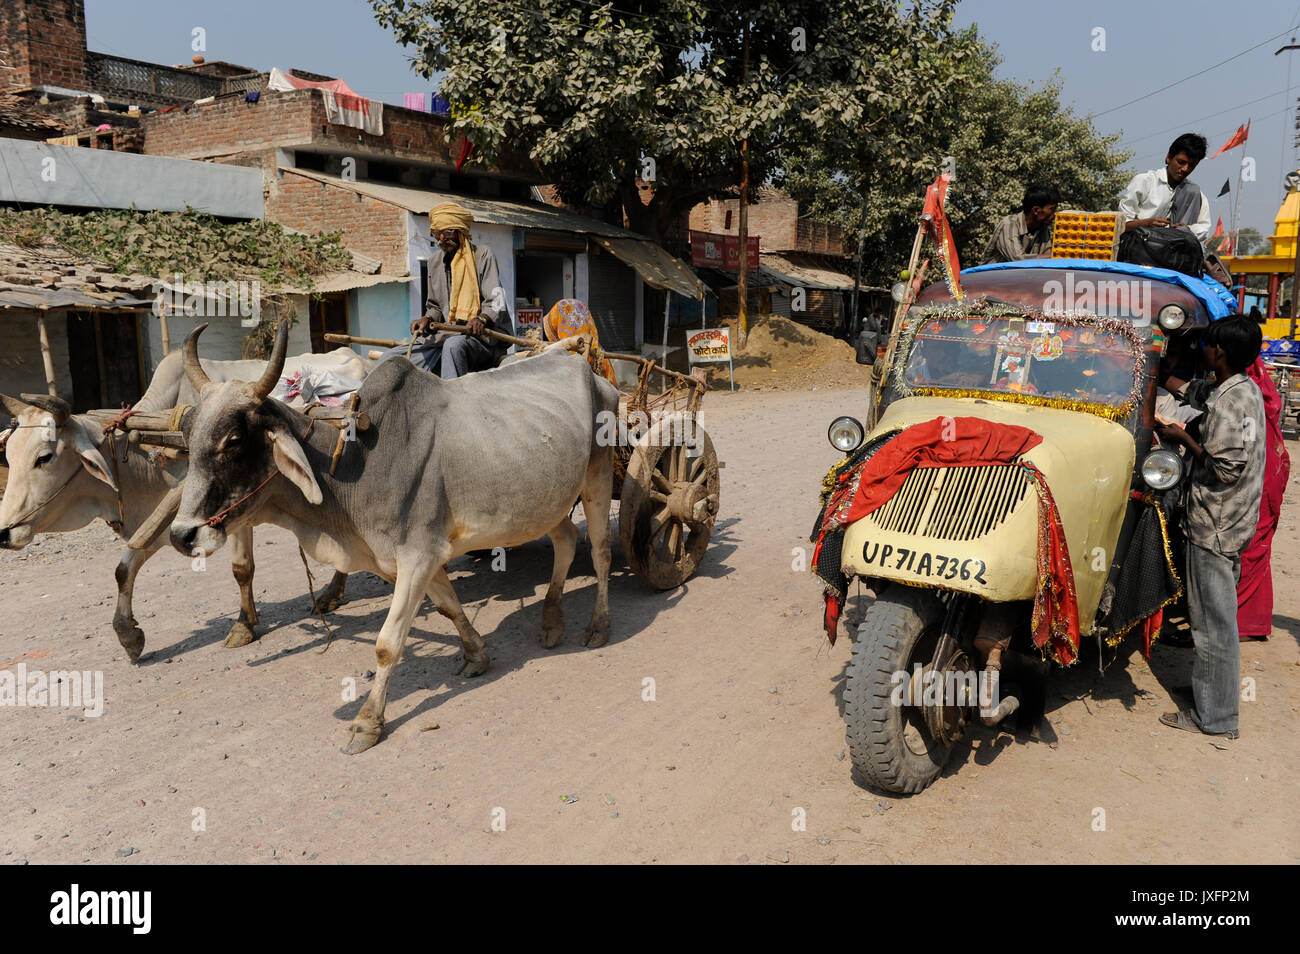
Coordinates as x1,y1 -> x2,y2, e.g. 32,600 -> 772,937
169,321 -> 618,754
0,347 -> 363,661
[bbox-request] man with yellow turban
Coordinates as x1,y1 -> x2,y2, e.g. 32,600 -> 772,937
395,201 -> 512,378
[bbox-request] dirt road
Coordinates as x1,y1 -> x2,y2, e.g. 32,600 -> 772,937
2,385 -> 1296,864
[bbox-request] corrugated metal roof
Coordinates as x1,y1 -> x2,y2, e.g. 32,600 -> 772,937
759,253 -> 857,291
280,167 -> 643,238
285,272 -> 412,294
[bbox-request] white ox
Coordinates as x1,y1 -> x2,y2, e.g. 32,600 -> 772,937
0,347 -> 367,661
170,322 -> 618,753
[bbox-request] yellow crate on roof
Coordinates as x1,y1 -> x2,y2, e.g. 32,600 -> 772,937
1050,210 -> 1125,261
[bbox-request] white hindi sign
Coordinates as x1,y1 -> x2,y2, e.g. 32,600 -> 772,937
687,327 -> 732,363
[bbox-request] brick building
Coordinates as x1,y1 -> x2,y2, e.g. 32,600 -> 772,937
689,185 -> 864,332
2,0 -> 702,372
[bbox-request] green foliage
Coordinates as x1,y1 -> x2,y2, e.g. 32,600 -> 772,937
370,0 -> 970,238
782,29 -> 1132,285
0,207 -> 352,289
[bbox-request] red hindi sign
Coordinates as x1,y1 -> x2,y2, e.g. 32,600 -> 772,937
689,230 -> 759,270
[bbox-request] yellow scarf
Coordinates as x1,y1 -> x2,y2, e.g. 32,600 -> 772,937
429,202 -> 480,324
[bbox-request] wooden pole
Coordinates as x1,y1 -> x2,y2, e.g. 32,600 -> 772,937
159,312 -> 171,356
36,312 -> 57,396
735,21 -> 750,350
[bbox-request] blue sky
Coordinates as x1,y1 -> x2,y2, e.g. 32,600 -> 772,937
87,0 -> 1300,238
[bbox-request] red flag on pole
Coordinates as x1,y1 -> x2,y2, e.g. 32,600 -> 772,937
1219,232 -> 1234,256
1211,120 -> 1250,158
1211,217 -> 1225,241
921,173 -> 963,301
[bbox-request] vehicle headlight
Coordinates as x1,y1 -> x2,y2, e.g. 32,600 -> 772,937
1142,449 -> 1182,490
1158,304 -> 1187,330
828,416 -> 865,453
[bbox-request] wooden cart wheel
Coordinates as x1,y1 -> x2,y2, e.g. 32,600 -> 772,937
619,424 -> 720,589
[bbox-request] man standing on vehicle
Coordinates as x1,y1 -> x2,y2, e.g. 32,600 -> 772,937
1156,316 -> 1266,739
1119,133 -> 1212,243
387,201 -> 512,378
982,184 -> 1059,263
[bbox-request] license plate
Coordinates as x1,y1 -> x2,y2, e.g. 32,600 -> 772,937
860,541 -> 988,584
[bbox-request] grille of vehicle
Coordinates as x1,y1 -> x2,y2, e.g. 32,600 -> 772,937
867,464 -> 1031,541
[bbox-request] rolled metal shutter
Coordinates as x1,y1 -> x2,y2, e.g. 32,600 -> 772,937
586,248 -> 637,350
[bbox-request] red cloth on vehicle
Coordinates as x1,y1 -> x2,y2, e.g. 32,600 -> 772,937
1237,358 -> 1291,638
813,417 -> 1082,664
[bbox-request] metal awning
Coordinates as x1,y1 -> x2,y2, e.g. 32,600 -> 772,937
591,236 -> 703,300
278,167 -> 701,298
279,167 -> 643,238
760,253 -> 857,291
284,272 -> 413,295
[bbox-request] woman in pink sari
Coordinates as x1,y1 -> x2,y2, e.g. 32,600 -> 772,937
1237,357 -> 1291,640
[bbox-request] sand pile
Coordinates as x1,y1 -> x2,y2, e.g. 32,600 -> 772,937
694,314 -> 869,392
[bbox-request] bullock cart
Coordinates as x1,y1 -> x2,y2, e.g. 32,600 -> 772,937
323,324 -> 722,589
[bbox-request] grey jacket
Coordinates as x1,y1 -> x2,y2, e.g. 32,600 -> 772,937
424,243 -> 513,353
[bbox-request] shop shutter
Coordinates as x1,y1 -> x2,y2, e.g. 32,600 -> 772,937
586,249 -> 637,350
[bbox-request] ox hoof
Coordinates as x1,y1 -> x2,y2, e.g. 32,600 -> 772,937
582,623 -> 610,649
541,625 -> 564,649
341,723 -> 383,755
317,584 -> 346,614
455,653 -> 491,678
224,621 -> 258,649
117,626 -> 146,663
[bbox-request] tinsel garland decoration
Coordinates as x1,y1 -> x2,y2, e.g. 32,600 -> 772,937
887,301 -> 1148,423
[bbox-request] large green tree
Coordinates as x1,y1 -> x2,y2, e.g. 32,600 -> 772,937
782,32 -> 1133,286
369,0 -> 972,241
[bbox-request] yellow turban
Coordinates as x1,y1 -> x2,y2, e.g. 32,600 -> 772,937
429,202 -> 474,235
429,202 -> 480,324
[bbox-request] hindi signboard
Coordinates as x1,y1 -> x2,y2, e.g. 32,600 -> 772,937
517,307 -> 544,335
686,326 -> 735,390
689,230 -> 759,271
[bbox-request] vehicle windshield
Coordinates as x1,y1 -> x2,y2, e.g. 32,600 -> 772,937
900,315 -> 1141,405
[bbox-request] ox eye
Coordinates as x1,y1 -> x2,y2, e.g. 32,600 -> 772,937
35,452 -> 53,467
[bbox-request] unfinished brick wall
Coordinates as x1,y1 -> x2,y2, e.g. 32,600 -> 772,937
139,88 -> 538,182
0,0 -> 88,92
266,172 -> 411,276
688,188 -> 800,250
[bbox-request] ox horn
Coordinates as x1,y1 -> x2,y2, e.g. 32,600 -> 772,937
251,320 -> 290,402
19,393 -> 70,426
1,394 -> 30,418
183,323 -> 213,393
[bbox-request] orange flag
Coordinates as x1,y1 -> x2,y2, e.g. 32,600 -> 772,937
921,173 -> 963,301
1211,217 -> 1225,241
1211,120 -> 1250,158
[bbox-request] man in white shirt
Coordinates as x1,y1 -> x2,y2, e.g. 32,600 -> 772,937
1118,133 -> 1211,244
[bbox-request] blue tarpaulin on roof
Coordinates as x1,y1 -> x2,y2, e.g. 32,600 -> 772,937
963,258 -> 1238,321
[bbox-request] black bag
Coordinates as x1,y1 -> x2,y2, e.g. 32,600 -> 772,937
1117,225 -> 1204,276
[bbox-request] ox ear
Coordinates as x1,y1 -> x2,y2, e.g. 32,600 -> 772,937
268,422 -> 323,505
71,425 -> 118,492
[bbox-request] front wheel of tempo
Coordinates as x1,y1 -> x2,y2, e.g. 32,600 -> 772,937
844,587 -> 952,794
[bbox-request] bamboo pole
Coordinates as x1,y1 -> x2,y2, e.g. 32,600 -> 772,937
36,312 -> 57,396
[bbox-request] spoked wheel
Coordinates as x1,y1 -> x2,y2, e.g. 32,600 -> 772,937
619,423 -> 720,590
843,587 -> 962,795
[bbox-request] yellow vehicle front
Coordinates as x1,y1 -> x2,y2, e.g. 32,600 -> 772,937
816,273 -> 1202,794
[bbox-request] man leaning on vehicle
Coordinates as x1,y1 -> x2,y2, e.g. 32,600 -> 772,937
1156,316 -> 1266,739
982,184 -> 1059,263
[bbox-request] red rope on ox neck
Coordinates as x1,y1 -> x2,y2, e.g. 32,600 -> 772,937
102,403 -> 136,437
204,417 -> 314,528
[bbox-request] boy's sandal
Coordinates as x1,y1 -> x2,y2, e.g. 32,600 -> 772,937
1160,709 -> 1238,739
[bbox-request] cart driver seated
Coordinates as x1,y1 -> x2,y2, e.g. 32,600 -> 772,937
382,201 -> 512,379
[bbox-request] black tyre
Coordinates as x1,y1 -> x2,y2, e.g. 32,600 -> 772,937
844,587 -> 952,794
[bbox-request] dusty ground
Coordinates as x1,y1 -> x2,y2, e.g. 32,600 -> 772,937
1,384 -> 1297,864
